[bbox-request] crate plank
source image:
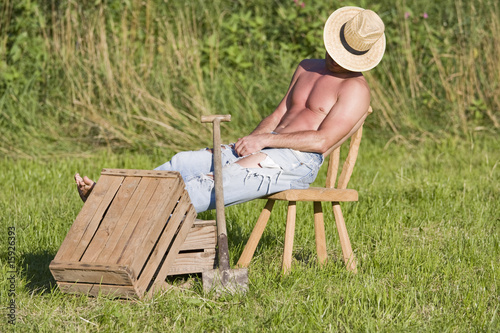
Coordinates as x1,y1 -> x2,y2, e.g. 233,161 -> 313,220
95,177 -> 160,264
168,249 -> 217,275
179,224 -> 217,251
50,261 -> 134,285
101,169 -> 181,178
80,176 -> 141,263
113,177 -> 183,267
87,177 -> 155,264
57,282 -> 138,299
134,193 -> 195,294
55,175 -> 124,262
139,197 -> 196,296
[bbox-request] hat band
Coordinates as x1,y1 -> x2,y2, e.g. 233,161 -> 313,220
340,23 -> 369,56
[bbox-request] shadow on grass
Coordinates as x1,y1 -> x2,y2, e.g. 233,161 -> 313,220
22,250 -> 58,295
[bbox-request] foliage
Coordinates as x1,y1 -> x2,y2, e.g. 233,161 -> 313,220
0,0 -> 498,157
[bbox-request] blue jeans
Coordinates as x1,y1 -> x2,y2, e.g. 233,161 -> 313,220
155,145 -> 323,213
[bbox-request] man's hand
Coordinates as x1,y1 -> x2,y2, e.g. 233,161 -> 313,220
235,134 -> 269,156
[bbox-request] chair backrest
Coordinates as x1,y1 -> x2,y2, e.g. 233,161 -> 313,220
325,106 -> 372,189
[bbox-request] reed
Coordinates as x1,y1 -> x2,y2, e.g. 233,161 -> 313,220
0,0 -> 498,157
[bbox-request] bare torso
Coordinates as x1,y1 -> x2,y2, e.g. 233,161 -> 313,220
235,58 -> 370,168
274,59 -> 366,134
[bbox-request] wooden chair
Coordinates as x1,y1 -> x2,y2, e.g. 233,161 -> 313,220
236,107 -> 372,274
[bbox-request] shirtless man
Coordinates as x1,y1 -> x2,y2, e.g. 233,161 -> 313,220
76,7 -> 385,213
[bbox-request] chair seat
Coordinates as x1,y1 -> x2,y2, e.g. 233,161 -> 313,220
265,188 -> 358,202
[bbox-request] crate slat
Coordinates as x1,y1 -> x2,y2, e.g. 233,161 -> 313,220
80,176 -> 142,263
57,281 -> 138,299
54,175 -> 124,262
135,194 -> 195,295
168,249 -> 217,276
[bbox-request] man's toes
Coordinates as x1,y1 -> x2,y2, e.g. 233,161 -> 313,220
83,176 -> 94,187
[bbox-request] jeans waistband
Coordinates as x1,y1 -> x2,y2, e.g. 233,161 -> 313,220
261,147 -> 324,168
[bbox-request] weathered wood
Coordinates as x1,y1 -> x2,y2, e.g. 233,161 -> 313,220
80,176 -> 141,263
55,175 -> 124,261
180,223 -> 217,251
200,114 -> 231,123
51,169 -> 199,299
116,177 -> 183,268
49,261 -> 134,285
97,177 -> 161,264
100,169 -> 181,178
168,249 -> 217,275
57,281 -> 138,299
90,177 -> 156,264
133,193 -> 194,295
142,202 -> 197,294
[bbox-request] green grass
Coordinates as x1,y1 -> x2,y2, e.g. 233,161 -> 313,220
1,133 -> 498,332
0,0 -> 499,331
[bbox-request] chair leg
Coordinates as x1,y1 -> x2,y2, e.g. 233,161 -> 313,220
236,200 -> 275,268
332,202 -> 357,273
282,201 -> 296,274
313,201 -> 328,266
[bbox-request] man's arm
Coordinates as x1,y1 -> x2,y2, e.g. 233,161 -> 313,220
235,80 -> 370,155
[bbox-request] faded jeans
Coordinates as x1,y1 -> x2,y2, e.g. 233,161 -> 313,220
155,145 -> 324,213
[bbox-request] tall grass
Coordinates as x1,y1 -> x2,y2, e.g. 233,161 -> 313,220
0,0 -> 498,157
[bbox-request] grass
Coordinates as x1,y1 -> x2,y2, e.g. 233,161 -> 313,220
0,0 -> 499,331
0,132 -> 498,332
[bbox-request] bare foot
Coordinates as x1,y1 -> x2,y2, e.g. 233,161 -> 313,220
74,173 -> 96,202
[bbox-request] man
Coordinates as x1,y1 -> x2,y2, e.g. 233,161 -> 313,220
75,7 -> 385,213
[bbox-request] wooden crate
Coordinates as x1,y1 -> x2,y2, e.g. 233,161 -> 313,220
168,219 -> 217,276
50,169 -> 197,299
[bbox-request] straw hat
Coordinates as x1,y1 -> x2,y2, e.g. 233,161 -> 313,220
324,7 -> 386,72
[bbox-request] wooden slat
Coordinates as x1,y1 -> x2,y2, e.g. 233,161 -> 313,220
49,261 -> 134,285
56,175 -> 124,262
266,188 -> 358,202
54,175 -> 123,261
168,249 -> 217,275
325,147 -> 340,189
57,282 -> 138,299
80,176 -> 141,263
192,219 -> 216,227
337,126 -> 363,189
100,169 -> 181,178
95,177 -> 160,264
136,196 -> 196,296
179,224 -> 216,251
118,177 -> 183,269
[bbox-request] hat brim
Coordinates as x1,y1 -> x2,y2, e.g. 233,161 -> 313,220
324,6 -> 386,72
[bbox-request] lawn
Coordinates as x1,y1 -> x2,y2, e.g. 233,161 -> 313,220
1,133 -> 498,332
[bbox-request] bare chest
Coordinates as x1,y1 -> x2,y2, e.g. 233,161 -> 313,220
288,73 -> 341,114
